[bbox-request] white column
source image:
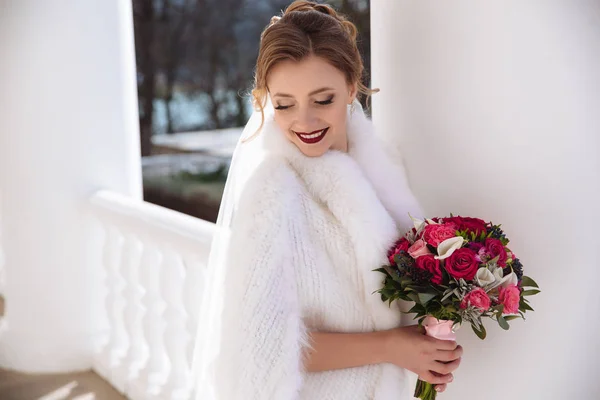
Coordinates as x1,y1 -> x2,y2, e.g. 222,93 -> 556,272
0,0 -> 142,372
371,1 -> 600,399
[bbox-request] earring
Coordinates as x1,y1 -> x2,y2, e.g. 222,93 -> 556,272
349,102 -> 356,115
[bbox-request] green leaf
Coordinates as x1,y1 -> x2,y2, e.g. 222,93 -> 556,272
373,267 -> 388,274
417,292 -> 437,305
520,276 -> 539,288
472,322 -> 487,340
522,289 -> 541,296
497,315 -> 510,330
504,315 -> 521,321
520,299 -> 534,312
407,292 -> 420,303
399,277 -> 413,289
408,304 -> 425,315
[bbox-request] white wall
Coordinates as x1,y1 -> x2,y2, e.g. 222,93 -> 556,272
0,0 -> 141,372
371,1 -> 600,399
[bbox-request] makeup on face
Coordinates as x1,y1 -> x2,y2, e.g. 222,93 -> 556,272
267,56 -> 356,157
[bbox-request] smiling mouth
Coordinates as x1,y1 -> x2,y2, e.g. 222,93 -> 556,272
293,127 -> 329,144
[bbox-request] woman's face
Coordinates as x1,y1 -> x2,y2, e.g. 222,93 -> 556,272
267,55 -> 357,157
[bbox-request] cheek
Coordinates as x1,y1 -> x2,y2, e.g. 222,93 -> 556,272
328,105 -> 348,131
274,114 -> 291,133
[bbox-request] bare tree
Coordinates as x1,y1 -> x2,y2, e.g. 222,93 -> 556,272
132,0 -> 157,156
155,0 -> 195,133
181,0 -> 246,130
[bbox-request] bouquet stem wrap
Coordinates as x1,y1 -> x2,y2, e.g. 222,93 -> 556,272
414,316 -> 457,400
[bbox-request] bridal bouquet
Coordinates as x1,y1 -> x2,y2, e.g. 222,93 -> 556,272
375,215 -> 539,400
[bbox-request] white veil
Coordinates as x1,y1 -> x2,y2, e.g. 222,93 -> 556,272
191,98 -> 383,398
191,99 -> 274,400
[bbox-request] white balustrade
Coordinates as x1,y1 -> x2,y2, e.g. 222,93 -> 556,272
89,190 -> 214,399
161,249 -> 193,399
183,253 -> 206,400
128,245 -> 168,400
94,226 -> 127,386
114,233 -> 146,391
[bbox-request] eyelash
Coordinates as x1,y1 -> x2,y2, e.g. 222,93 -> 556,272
275,96 -> 334,110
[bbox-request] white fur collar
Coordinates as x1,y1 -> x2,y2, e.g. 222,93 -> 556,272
260,106 -> 414,330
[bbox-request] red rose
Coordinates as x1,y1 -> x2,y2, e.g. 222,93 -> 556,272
423,224 -> 457,247
388,238 -> 410,263
415,255 -> 443,285
443,216 -> 487,235
485,238 -> 508,267
445,248 -> 479,280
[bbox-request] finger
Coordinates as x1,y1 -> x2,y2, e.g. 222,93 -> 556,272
428,337 -> 458,351
435,345 -> 463,362
420,371 -> 453,385
435,384 -> 447,393
430,358 -> 461,375
410,324 -> 426,334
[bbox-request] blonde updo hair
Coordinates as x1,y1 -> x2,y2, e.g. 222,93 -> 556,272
251,0 -> 377,132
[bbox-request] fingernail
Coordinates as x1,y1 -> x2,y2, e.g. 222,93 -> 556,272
448,376 -> 454,382
435,386 -> 442,392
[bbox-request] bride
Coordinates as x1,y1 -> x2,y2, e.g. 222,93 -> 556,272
193,1 -> 462,399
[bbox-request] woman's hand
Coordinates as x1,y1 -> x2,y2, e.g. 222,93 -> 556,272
383,325 -> 463,392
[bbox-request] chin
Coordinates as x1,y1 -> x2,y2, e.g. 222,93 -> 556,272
295,140 -> 332,158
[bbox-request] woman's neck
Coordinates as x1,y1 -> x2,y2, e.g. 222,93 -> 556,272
331,133 -> 348,153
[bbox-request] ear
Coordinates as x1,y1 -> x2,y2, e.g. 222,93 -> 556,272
348,83 -> 358,104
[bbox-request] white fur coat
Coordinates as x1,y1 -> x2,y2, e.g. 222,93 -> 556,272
209,108 -> 422,399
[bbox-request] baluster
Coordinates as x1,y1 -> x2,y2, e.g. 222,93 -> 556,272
183,253 -> 206,398
161,248 -> 192,400
127,243 -> 168,400
114,233 -> 146,392
93,225 -> 127,391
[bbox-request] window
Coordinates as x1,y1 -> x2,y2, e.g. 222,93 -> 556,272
132,0 -> 371,222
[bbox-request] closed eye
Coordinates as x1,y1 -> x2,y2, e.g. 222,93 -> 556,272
316,95 -> 334,105
275,105 -> 292,110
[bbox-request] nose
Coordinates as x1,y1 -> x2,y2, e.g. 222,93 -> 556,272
294,106 -> 317,132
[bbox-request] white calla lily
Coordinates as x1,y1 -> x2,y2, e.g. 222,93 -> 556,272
435,236 -> 464,260
488,268 -> 518,289
476,267 -> 495,287
501,272 -> 518,288
426,218 -> 439,225
409,213 -> 425,231
493,266 -> 504,282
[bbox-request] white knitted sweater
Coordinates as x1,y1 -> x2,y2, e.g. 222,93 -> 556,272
211,109 -> 422,399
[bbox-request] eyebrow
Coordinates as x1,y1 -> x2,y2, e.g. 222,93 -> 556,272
273,87 -> 335,98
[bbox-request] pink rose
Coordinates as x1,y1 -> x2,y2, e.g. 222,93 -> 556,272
443,216 -> 487,235
498,285 -> 520,314
415,255 -> 443,285
408,239 -> 433,259
423,224 -> 457,247
388,238 -> 410,263
460,287 -> 491,310
485,238 -> 508,267
445,248 -> 479,280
